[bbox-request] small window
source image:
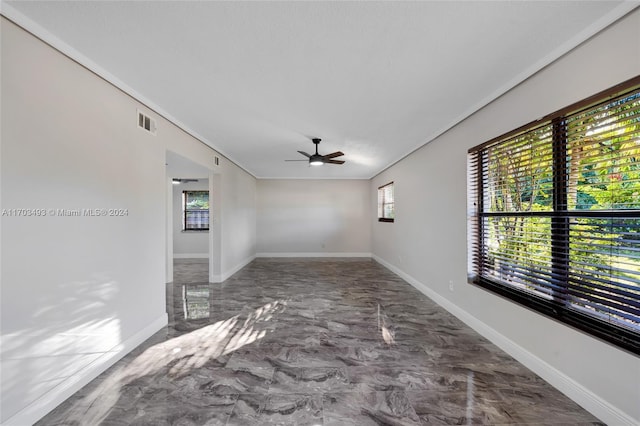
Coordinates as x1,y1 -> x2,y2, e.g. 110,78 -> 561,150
183,190 -> 209,231
378,182 -> 394,222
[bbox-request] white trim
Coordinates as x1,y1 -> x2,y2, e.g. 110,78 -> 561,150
4,2 -> 636,182
371,255 -> 637,426
255,252 -> 372,258
371,2 -> 640,179
173,253 -> 209,259
0,3 -> 254,179
254,176 -> 373,181
3,314 -> 168,426
211,254 -> 256,283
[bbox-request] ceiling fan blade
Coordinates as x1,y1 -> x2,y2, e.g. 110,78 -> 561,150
323,151 -> 344,159
326,159 -> 345,164
297,151 -> 311,158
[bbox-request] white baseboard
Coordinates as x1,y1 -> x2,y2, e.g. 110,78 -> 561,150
211,254 -> 256,283
173,253 -> 208,259
3,314 -> 168,426
255,252 -> 372,258
371,255 -> 637,426
211,253 -> 372,282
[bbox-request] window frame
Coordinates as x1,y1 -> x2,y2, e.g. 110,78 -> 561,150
378,182 -> 395,222
468,75 -> 640,355
183,190 -> 210,231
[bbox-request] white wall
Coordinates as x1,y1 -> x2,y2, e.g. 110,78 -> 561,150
371,10 -> 640,425
172,180 -> 209,258
0,18 -> 256,425
256,179 -> 371,256
218,163 -> 257,280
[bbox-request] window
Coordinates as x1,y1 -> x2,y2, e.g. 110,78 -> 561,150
468,77 -> 640,354
183,190 -> 209,231
378,182 -> 395,222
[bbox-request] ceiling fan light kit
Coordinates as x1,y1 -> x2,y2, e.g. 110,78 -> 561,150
286,138 -> 345,166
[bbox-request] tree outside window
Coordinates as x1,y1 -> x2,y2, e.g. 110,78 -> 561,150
468,79 -> 640,354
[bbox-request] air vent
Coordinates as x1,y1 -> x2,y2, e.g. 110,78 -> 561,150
137,109 -> 156,135
214,156 -> 220,166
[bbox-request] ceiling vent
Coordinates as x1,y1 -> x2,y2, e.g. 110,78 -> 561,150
137,109 -> 156,135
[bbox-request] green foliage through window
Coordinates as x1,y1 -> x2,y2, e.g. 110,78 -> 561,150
468,80 -> 640,354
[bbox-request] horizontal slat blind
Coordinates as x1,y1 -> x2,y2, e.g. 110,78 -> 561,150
482,216 -> 554,296
185,210 -> 209,229
564,90 -> 640,332
468,80 -> 640,353
483,124 -> 554,213
566,91 -> 640,210
477,124 -> 557,300
569,217 -> 640,328
467,152 -> 481,282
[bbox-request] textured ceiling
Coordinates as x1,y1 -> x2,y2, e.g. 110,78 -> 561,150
3,1 -> 637,178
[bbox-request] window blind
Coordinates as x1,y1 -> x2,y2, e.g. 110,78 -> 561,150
378,182 -> 395,222
468,78 -> 640,354
184,190 -> 210,231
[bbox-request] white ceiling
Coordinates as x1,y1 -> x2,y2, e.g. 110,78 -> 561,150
3,1 -> 637,179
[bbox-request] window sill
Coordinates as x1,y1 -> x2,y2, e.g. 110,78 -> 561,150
470,276 -> 640,355
181,230 -> 209,233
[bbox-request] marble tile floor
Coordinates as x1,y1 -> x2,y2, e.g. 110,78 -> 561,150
173,258 -> 209,284
37,258 -> 604,425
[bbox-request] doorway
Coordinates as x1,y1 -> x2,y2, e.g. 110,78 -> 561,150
165,150 -> 218,284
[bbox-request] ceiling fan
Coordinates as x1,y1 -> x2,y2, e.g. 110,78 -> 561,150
285,138 -> 345,166
172,178 -> 200,185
